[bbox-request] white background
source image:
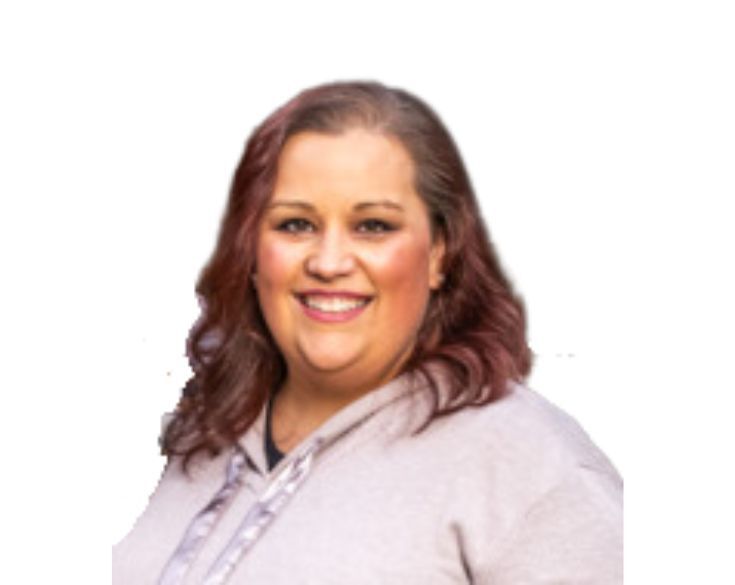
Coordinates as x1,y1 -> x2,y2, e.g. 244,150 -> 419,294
1,1 -> 733,582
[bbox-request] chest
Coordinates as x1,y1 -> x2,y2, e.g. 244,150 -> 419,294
220,450 -> 470,584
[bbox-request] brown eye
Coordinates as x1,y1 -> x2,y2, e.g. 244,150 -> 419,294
356,219 -> 396,234
276,218 -> 315,233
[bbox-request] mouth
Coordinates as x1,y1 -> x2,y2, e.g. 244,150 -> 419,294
295,291 -> 373,320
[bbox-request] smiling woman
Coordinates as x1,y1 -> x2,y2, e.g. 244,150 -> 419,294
256,130 -> 445,435
113,81 -> 623,584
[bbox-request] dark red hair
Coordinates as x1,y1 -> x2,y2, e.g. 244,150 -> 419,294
162,81 -> 532,466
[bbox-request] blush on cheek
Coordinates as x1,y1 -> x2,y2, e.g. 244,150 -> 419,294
371,236 -> 433,288
257,237 -> 300,283
254,237 -> 295,334
369,240 -> 434,342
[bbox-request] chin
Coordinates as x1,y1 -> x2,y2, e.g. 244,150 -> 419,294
300,353 -> 361,374
295,343 -> 364,374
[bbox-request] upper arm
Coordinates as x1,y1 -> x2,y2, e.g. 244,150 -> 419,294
474,467 -> 623,584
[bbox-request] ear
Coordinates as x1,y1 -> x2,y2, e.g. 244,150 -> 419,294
428,235 -> 446,290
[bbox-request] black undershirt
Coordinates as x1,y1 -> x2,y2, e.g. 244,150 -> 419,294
264,393 -> 285,471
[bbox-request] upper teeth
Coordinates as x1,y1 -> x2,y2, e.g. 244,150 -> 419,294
303,296 -> 369,313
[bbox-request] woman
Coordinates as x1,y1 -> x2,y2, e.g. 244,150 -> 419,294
114,81 -> 623,584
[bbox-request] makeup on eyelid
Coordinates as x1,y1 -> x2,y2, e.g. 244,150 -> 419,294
272,217 -> 399,235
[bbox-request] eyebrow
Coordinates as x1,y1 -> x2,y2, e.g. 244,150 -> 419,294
354,200 -> 405,212
267,200 -> 314,211
267,199 -> 405,212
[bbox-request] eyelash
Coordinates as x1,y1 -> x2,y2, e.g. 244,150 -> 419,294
274,218 -> 397,235
356,219 -> 396,234
275,218 -> 315,233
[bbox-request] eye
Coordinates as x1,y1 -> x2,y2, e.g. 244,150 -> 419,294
356,219 -> 396,234
275,218 -> 316,233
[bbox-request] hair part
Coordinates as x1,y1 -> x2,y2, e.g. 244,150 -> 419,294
162,81 -> 532,469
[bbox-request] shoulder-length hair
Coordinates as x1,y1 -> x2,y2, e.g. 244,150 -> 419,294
162,81 -> 532,466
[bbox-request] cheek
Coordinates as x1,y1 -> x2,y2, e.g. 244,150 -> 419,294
255,237 -> 302,332
368,236 -> 433,303
256,237 -> 300,287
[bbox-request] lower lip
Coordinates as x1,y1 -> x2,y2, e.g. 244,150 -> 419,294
298,298 -> 371,323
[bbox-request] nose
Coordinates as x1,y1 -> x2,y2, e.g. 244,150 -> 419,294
305,227 -> 355,281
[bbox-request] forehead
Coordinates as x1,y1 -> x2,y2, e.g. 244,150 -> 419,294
272,129 -> 418,203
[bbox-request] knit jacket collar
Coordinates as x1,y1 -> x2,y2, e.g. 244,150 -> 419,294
237,371 -> 427,476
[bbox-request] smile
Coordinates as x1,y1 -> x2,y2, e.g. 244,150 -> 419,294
295,291 -> 373,322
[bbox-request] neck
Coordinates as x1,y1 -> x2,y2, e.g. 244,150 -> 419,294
271,361 -> 407,453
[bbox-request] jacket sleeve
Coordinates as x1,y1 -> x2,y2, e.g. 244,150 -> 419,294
473,466 -> 623,584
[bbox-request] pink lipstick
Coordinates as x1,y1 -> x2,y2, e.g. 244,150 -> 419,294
295,290 -> 373,323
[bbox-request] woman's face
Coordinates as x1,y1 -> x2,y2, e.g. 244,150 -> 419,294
255,128 -> 444,393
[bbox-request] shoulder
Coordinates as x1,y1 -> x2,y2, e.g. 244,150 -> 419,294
405,381 -> 622,528
432,382 -> 619,480
426,384 -> 623,582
